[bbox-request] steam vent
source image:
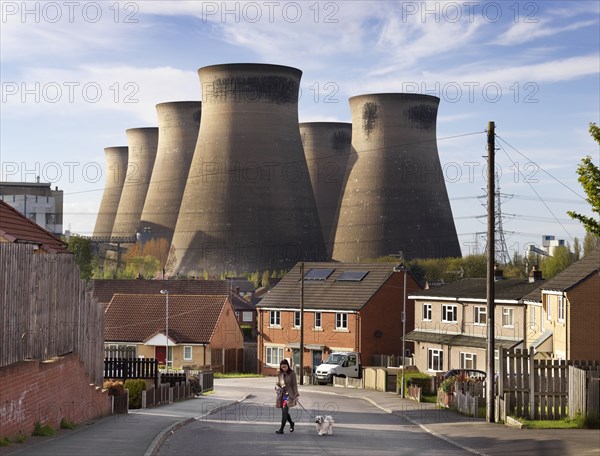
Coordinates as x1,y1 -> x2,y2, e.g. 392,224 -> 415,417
333,93 -> 461,261
299,122 -> 353,258
92,146 -> 128,238
138,102 -> 202,244
111,127 -> 159,238
169,63 -> 326,275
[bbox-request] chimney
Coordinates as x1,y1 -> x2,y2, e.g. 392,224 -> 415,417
494,263 -> 505,281
529,264 -> 543,283
235,286 -> 241,296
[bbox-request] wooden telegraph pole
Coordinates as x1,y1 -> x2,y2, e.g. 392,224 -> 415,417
486,121 -> 496,423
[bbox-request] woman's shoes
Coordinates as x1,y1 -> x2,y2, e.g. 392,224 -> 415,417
275,429 -> 284,434
289,423 -> 295,433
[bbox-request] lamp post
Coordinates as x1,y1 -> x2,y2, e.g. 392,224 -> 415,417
160,289 -> 169,371
393,264 -> 407,398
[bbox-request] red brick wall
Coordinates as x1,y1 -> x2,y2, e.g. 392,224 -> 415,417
359,273 -> 420,363
0,354 -> 111,439
568,272 -> 600,361
212,300 -> 245,350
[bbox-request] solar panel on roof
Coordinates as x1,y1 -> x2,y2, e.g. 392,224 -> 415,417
337,271 -> 368,282
304,268 -> 335,281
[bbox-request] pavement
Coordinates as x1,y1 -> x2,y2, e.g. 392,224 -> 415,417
1,379 -> 598,456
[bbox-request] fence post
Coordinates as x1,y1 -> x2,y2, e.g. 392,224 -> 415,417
529,346 -> 535,419
142,389 -> 147,409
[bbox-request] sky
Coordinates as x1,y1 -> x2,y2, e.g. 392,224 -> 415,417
1,0 -> 599,259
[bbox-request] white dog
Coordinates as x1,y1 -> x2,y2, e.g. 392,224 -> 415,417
315,415 -> 334,435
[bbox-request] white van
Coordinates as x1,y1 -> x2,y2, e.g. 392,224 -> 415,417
315,352 -> 361,384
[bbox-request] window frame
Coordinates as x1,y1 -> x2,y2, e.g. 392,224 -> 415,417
269,310 -> 281,327
265,346 -> 284,366
558,296 -> 565,322
502,307 -> 514,327
294,311 -> 301,328
473,306 -> 487,325
183,345 -> 193,361
427,348 -> 444,372
442,304 -> 458,323
460,352 -> 477,369
335,313 -> 348,330
423,303 -> 432,321
242,311 -> 253,322
314,312 -> 322,330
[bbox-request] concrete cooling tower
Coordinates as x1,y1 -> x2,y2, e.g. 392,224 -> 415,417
92,146 -> 128,238
168,63 -> 326,275
333,93 -> 461,261
138,102 -> 202,245
111,127 -> 159,238
299,122 -> 353,258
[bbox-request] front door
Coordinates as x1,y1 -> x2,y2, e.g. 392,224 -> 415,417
155,346 -> 166,365
312,350 -> 323,373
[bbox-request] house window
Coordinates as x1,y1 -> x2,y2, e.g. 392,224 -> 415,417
266,346 -> 284,366
270,310 -> 281,327
558,296 -> 565,322
167,346 -> 173,368
423,303 -> 432,321
428,348 -> 444,372
335,313 -> 348,330
502,307 -> 514,327
529,305 -> 536,329
235,311 -> 240,320
460,352 -> 477,369
474,306 -> 487,325
242,311 -> 253,322
294,311 -> 301,328
314,312 -> 322,329
547,300 -> 552,320
442,304 -> 458,323
183,346 -> 193,361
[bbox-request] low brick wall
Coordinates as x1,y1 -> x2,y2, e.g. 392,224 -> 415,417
0,353 -> 111,439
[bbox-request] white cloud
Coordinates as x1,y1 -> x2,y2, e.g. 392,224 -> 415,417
494,19 -> 597,46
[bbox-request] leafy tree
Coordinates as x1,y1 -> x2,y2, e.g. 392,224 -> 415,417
67,235 -> 94,280
567,123 -> 600,236
573,237 -> 581,261
583,231 -> 600,256
539,245 -> 573,278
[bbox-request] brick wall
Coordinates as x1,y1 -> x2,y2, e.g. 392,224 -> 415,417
568,273 -> 600,361
0,354 -> 111,439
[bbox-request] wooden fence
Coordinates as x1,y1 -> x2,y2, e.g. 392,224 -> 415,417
211,348 -> 244,373
497,348 -> 600,420
0,243 -> 105,385
104,358 -> 158,381
568,366 -> 600,421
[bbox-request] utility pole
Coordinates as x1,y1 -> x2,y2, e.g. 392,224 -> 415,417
486,121 -> 496,423
299,261 -> 305,385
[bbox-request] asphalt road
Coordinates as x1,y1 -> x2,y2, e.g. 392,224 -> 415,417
158,378 -> 471,456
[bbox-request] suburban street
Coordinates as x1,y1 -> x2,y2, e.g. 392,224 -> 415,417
158,378 -> 470,456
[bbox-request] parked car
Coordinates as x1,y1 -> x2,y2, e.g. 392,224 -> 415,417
315,352 -> 361,384
443,369 -> 486,380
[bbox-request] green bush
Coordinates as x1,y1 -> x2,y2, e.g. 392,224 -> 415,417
400,371 -> 434,394
124,379 -> 147,409
60,417 -> 77,429
440,376 -> 457,393
32,422 -> 56,437
15,433 -> 27,443
0,437 -> 11,446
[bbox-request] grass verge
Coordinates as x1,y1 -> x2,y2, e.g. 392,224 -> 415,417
214,372 -> 263,379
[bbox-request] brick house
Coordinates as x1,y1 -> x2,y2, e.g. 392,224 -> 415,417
256,262 -> 421,376
104,294 -> 244,370
523,250 -> 600,361
406,270 -> 545,375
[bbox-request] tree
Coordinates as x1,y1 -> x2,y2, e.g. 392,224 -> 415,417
583,231 -> 600,256
67,235 -> 94,280
567,123 -> 600,237
572,237 -> 581,261
539,245 -> 573,278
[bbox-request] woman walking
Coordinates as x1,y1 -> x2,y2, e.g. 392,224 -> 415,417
275,359 -> 299,434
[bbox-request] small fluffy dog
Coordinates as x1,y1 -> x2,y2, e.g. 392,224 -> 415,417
314,415 -> 334,435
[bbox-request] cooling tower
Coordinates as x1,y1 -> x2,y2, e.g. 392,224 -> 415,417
138,102 -> 202,245
332,93 -> 461,261
299,122 -> 353,258
92,146 -> 128,238
111,127 -> 159,238
168,63 -> 326,275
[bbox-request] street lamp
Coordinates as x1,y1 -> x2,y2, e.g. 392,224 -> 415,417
160,289 -> 169,371
393,264 -> 408,399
